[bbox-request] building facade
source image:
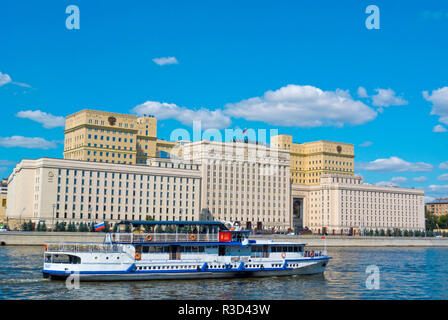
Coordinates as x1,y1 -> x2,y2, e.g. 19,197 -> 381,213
426,198 -> 448,216
6,158 -> 202,228
292,174 -> 425,234
63,109 -> 177,165
183,140 -> 291,231
271,135 -> 355,185
0,178 -> 7,224
7,140 -> 292,231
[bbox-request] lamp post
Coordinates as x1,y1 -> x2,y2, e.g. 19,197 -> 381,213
19,207 -> 25,230
52,204 -> 57,232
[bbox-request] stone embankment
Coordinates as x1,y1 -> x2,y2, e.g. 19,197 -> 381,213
1,232 -> 448,247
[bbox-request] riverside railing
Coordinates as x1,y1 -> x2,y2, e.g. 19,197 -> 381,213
111,232 -> 219,243
45,242 -> 121,253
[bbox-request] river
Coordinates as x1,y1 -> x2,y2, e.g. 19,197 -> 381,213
1,246 -> 447,299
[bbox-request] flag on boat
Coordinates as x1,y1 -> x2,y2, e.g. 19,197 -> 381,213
321,236 -> 325,239
242,127 -> 248,135
94,222 -> 105,231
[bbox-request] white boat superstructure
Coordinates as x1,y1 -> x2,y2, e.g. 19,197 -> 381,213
42,221 -> 331,281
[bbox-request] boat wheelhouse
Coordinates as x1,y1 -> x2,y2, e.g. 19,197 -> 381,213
43,221 -> 330,281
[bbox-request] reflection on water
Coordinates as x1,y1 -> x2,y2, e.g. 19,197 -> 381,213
1,246 -> 448,300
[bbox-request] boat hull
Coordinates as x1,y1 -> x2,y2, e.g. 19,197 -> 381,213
43,258 -> 329,281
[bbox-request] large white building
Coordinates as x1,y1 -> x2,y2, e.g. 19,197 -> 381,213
6,158 -> 202,228
183,140 -> 291,231
6,141 -> 426,233
6,140 -> 292,231
291,174 -> 425,234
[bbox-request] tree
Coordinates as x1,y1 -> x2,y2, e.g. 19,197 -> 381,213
380,229 -> 385,236
104,221 -> 110,233
403,230 -> 409,237
375,229 -> 379,236
386,229 -> 392,237
425,209 -> 438,231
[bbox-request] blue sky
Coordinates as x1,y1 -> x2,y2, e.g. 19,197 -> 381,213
1,0 -> 448,201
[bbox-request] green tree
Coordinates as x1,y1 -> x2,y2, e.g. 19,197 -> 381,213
425,209 -> 438,231
438,215 -> 448,229
375,229 -> 379,236
380,229 -> 385,236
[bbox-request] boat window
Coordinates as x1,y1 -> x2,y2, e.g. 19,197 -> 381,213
51,254 -> 81,264
142,246 -> 149,253
198,246 -> 205,253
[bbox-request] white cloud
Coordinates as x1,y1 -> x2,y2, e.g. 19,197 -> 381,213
425,196 -> 436,203
440,161 -> 448,170
413,176 -> 427,182
132,100 -> 232,129
13,82 -> 32,88
371,88 -> 408,107
359,141 -> 373,147
357,86 -> 368,98
358,156 -> 433,172
0,72 -> 12,87
16,110 -> 65,129
433,124 -> 447,133
423,87 -> 448,125
0,160 -> 17,166
0,72 -> 31,88
376,176 -> 407,187
391,176 -> 408,183
0,136 -> 58,149
152,57 -> 178,66
224,85 -> 377,128
426,184 -> 448,194
438,173 -> 448,181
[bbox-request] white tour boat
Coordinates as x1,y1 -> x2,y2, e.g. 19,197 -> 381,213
42,221 -> 331,281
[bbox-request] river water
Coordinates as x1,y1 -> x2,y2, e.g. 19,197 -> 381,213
1,246 -> 447,300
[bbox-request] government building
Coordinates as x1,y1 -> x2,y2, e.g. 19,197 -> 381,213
5,109 -> 426,233
426,198 -> 448,216
63,109 -> 177,164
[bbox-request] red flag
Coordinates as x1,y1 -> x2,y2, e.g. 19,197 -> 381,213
321,236 -> 325,239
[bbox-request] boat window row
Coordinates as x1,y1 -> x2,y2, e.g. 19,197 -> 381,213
45,254 -> 81,264
270,246 -> 303,253
137,265 -> 201,270
141,245 -> 206,253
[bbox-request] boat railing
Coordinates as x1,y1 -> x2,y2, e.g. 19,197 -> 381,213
45,242 -> 122,253
303,249 -> 327,258
111,232 -> 219,243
